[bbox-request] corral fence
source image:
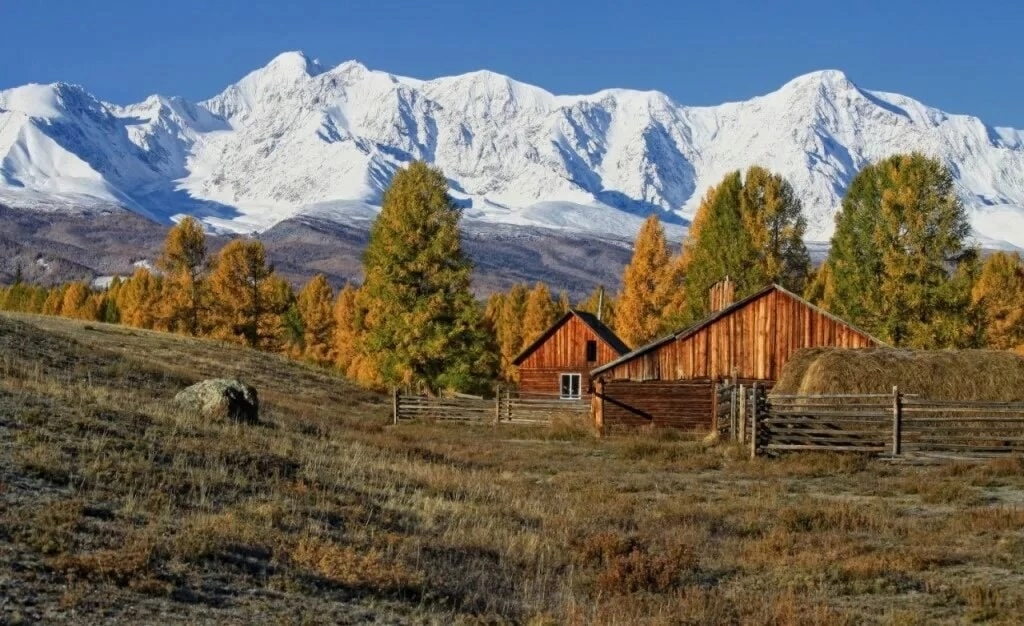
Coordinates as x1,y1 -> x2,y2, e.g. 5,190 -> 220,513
716,382 -> 768,443
393,386 -> 589,426
734,386 -> 1024,459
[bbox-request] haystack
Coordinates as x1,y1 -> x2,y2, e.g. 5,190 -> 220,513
774,348 -> 1024,402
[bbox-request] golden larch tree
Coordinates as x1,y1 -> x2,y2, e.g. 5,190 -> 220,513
520,281 -> 559,351
157,217 -> 208,335
296,273 -> 336,365
117,268 -> 163,329
615,214 -> 674,348
972,251 -> 1024,350
208,239 -> 285,349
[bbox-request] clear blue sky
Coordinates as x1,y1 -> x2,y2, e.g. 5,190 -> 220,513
4,0 -> 1022,127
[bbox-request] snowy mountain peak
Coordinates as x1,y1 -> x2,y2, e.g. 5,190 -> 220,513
263,50 -> 326,78
1,55 -> 1024,248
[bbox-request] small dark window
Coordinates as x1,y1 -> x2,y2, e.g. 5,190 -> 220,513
585,340 -> 598,362
560,373 -> 581,399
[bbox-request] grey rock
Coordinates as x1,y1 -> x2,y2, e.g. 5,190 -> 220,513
174,379 -> 259,424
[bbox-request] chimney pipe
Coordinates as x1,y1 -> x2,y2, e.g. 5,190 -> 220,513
709,276 -> 736,313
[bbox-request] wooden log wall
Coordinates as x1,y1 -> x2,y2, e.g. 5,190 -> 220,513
518,315 -> 622,394
601,288 -> 878,383
600,380 -> 715,430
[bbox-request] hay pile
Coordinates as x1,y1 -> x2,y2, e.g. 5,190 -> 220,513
775,348 -> 1024,402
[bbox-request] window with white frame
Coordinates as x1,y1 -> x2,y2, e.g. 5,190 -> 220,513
560,373 -> 582,399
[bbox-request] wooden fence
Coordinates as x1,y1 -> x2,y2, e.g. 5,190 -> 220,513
748,387 -> 1024,458
717,383 -> 767,446
393,387 -> 589,426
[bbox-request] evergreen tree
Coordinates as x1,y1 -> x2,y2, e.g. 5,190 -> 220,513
680,172 -> 754,322
157,217 -> 208,335
208,239 -> 283,349
359,161 -> 497,394
296,273 -> 336,365
814,153 -> 977,348
739,166 -> 811,292
616,214 -> 674,347
680,167 -> 811,324
972,251 -> 1024,350
520,281 -> 559,351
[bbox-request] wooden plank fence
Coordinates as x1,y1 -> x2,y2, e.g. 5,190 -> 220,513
746,387 -> 1024,459
393,387 -> 589,426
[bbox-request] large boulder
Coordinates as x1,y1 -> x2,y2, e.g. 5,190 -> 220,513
174,379 -> 259,424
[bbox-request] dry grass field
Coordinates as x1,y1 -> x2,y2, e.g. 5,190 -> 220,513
2,312 -> 1024,624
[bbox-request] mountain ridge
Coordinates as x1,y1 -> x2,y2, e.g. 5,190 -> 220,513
2,51 -> 1023,247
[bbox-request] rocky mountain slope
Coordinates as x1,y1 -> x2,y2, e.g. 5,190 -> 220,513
2,51 -> 1023,248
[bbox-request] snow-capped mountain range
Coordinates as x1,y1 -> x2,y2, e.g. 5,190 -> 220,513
2,51 -> 1024,247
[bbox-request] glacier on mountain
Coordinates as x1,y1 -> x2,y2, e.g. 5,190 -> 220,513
1,51 -> 1023,247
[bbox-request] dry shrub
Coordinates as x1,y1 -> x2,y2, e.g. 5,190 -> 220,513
918,481 -> 983,506
774,347 -> 1024,401
777,501 -> 890,534
17,499 -> 83,555
572,531 -> 634,566
290,535 -> 421,591
50,528 -> 158,586
545,411 -> 596,441
962,506 -> 1024,532
594,544 -> 697,594
571,531 -> 697,594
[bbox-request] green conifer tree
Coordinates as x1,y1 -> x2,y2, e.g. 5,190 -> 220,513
814,153 -> 977,347
739,166 -> 811,292
680,172 -> 754,322
359,161 -> 497,394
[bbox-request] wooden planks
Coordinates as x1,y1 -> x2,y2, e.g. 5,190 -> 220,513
518,315 -> 623,394
600,380 -> 715,430
598,286 -> 880,384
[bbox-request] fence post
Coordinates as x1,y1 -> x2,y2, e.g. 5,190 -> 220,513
593,378 -> 605,435
891,385 -> 902,456
494,384 -> 502,425
750,397 -> 759,459
738,384 -> 747,445
730,386 -> 738,441
392,387 -> 400,425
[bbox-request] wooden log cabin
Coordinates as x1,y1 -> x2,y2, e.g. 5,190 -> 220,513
513,310 -> 630,399
590,280 -> 883,430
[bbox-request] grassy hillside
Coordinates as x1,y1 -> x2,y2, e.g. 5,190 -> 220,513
2,313 -> 1024,624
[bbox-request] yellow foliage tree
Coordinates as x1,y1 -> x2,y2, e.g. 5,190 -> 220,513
208,239 -> 286,349
61,282 -> 99,321
157,217 -> 208,335
117,268 -> 163,329
520,282 -> 559,351
485,283 -> 529,381
615,215 -> 674,347
332,283 -> 377,384
296,273 -> 336,365
972,251 -> 1024,350
42,285 -> 66,316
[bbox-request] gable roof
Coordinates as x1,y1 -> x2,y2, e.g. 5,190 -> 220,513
590,283 -> 885,376
512,309 -> 630,366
